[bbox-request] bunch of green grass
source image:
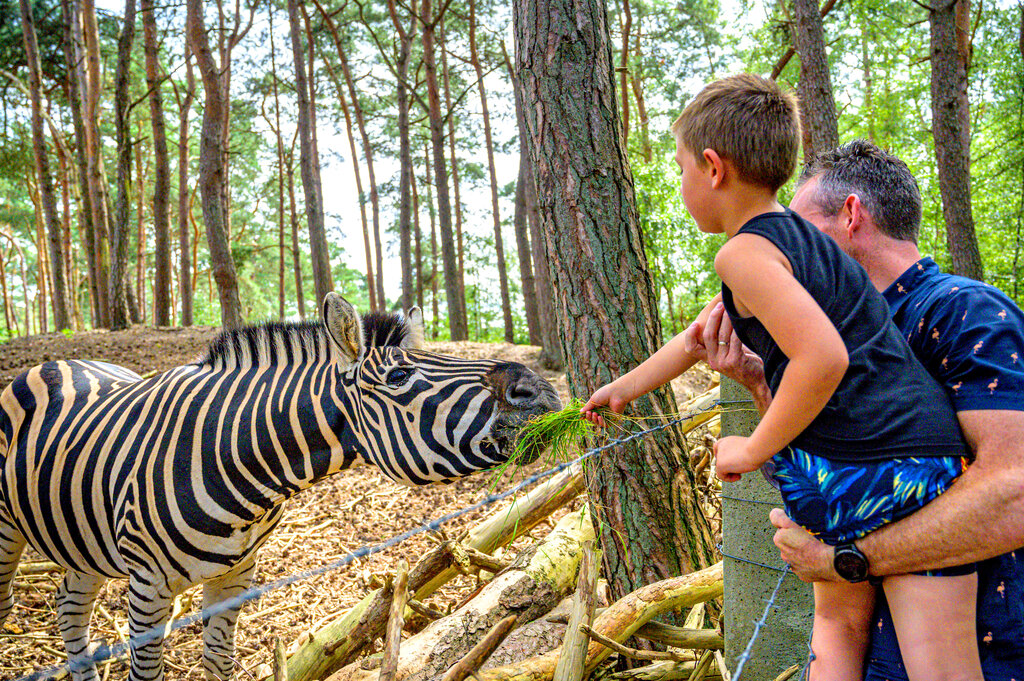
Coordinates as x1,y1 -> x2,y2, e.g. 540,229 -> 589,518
490,399 -> 624,484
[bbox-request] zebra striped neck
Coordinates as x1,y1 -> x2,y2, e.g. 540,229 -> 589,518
198,322 -> 334,371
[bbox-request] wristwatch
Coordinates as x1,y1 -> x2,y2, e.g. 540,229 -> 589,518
833,541 -> 869,583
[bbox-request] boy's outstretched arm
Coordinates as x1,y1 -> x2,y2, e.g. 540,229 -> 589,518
581,295 -> 723,426
713,234 -> 849,481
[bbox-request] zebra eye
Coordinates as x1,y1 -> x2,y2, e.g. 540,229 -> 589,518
385,367 -> 413,386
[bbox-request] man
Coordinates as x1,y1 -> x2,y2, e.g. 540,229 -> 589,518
687,140 -> 1024,678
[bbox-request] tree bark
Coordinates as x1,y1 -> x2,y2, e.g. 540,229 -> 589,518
287,143 -> 306,320
423,0 -> 468,340
287,0 -> 333,309
513,0 -> 716,611
630,10 -> 651,163
268,4 -> 286,320
109,0 -> 137,331
186,0 -> 244,329
930,0 -> 984,281
439,20 -> 467,295
142,0 -> 172,326
175,48 -> 195,327
619,0 -> 631,147
514,158 -> 542,346
469,0 -> 514,343
425,144 -> 440,339
790,0 -> 839,165
20,0 -> 70,331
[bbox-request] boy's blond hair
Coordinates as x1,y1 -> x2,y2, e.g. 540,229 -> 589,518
672,73 -> 801,193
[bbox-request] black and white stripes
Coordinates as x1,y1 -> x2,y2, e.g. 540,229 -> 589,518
0,294 -> 559,681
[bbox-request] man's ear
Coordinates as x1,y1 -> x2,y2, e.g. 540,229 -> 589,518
323,292 -> 364,365
702,148 -> 726,189
842,194 -> 865,238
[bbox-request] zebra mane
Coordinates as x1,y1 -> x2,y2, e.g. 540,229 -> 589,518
197,311 -> 422,368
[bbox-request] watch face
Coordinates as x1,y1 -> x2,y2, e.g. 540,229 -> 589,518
834,547 -> 868,582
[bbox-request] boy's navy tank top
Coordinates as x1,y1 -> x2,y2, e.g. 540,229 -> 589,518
720,209 -> 965,462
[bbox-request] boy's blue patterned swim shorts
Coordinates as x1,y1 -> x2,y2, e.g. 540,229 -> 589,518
772,446 -> 975,577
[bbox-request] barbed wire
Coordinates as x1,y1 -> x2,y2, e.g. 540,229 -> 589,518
17,400 -> 723,681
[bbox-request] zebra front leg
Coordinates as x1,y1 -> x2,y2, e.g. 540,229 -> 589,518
126,573 -> 176,681
201,557 -> 258,681
0,517 -> 26,627
56,570 -> 106,681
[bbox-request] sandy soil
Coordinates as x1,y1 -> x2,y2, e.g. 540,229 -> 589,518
0,325 -> 717,680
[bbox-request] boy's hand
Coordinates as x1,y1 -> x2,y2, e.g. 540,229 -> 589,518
713,436 -> 764,482
580,381 -> 632,427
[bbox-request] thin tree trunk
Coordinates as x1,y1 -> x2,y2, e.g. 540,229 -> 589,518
268,3 -> 286,319
388,0 -> 417,312
425,144 -> 439,339
109,0 -> 137,331
21,0 -> 70,330
175,48 -> 195,327
287,0 -> 332,309
630,10 -> 651,162
791,0 -> 839,164
186,0 -> 244,328
134,125 -> 147,324
62,0 -> 99,328
413,166 -> 423,311
514,159 -> 541,346
513,0 -> 715,613
0,248 -> 11,335
321,56 -> 376,309
930,0 -> 983,281
142,0 -> 172,325
469,0 -> 514,343
317,3 -> 382,310
287,143 -> 306,319
54,127 -> 79,330
424,0 -> 468,340
82,0 -> 111,327
439,21 -> 465,291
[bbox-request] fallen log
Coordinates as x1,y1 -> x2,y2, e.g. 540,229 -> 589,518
281,467 -> 586,681
443,614 -> 519,681
552,540 -> 600,681
325,506 -> 596,681
471,561 -> 724,681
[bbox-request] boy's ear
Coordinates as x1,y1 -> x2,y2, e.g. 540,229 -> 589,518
702,148 -> 726,188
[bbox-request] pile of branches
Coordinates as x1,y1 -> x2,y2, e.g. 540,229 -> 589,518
258,388 -> 729,681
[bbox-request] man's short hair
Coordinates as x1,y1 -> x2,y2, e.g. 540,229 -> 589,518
798,140 -> 922,243
671,73 -> 801,193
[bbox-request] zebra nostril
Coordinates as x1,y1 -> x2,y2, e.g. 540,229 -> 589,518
506,381 -> 538,406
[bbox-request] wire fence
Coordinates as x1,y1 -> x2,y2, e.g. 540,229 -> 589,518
16,401 -> 724,681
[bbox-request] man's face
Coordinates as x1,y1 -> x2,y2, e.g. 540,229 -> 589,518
789,175 -> 852,256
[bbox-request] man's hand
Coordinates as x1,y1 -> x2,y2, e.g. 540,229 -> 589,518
683,303 -> 770,411
769,508 -> 841,582
713,435 -> 763,482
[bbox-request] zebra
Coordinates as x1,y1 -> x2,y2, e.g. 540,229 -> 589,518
0,293 -> 560,681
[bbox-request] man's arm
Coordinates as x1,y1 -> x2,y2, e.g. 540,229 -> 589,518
773,409 -> 1024,580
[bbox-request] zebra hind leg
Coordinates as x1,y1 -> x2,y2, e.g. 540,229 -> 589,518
201,558 -> 258,681
0,517 -> 26,627
56,570 -> 106,681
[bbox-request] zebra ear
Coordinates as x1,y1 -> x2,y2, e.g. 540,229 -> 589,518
323,293 -> 364,365
403,307 -> 426,349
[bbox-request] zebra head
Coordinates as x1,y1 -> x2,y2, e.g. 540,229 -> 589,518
324,293 -> 561,484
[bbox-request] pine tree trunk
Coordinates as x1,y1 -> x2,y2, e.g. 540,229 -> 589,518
134,127 -> 147,324
439,21 -> 467,294
619,0 -> 631,147
287,0 -> 332,309
176,48 -> 195,327
630,11 -> 652,163
425,144 -> 440,339
527,160 -> 563,370
268,4 -> 286,320
109,0 -> 137,331
186,0 -> 244,329
469,0 -> 514,343
513,0 -> 716,610
424,0 -> 468,340
791,0 -> 839,165
142,0 -> 172,326
413,169 -> 424,311
322,56 -> 376,310
514,158 -> 542,346
388,0 -> 417,312
21,0 -> 70,331
287,146 -> 306,320
61,0 -> 99,328
930,0 -> 984,281
82,0 -> 111,327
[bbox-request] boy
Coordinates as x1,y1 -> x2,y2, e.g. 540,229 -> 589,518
582,74 -> 981,680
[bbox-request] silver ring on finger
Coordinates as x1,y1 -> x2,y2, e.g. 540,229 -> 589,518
718,341 -> 728,346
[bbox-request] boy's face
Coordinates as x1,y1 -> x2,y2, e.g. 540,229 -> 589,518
674,143 -> 718,233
